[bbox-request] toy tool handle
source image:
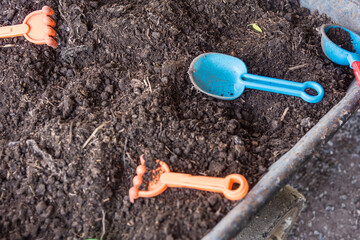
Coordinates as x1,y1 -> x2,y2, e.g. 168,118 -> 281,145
160,173 -> 249,200
0,24 -> 29,38
351,61 -> 360,90
241,73 -> 324,103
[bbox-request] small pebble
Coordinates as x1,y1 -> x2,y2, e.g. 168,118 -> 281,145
6,9 -> 17,21
208,195 -> 219,206
36,201 -> 47,213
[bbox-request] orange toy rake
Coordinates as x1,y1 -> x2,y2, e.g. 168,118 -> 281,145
129,155 -> 249,203
0,6 -> 57,48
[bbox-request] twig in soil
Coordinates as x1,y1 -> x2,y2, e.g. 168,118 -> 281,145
0,44 -> 17,48
126,152 -> 134,163
143,78 -> 148,87
123,137 -> 128,167
72,232 -> 85,239
165,145 -> 175,155
82,121 -> 111,149
146,77 -> 152,92
100,209 -> 106,240
69,121 -> 74,144
29,186 -> 36,197
288,63 -> 308,71
280,107 -> 289,122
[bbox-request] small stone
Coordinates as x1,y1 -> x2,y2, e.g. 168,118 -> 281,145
105,85 -> 114,94
271,120 -> 282,131
6,9 -> 17,21
140,48 -> 150,59
325,205 -> 334,211
298,7 -> 310,16
66,69 -> 74,77
315,63 -> 323,70
36,201 -> 47,213
155,213 -> 167,224
258,165 -> 267,173
152,31 -> 161,39
161,77 -> 168,84
54,227 -> 66,239
232,136 -> 244,145
226,119 -> 238,133
89,1 -> 98,8
234,145 -> 245,154
174,148 -> 181,155
101,91 -> 109,100
300,117 -> 312,128
60,67 -> 67,75
161,60 -> 181,77
118,78 -> 126,91
36,184 -> 46,195
208,194 -> 219,206
63,96 -> 75,118
170,155 -> 178,163
165,235 -> 174,240
284,13 -> 294,22
209,161 -> 225,174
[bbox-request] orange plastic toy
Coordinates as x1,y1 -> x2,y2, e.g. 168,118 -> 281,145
129,155 -> 249,203
0,6 -> 57,48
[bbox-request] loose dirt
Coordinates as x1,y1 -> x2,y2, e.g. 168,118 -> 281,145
327,27 -> 355,53
0,0 -> 355,239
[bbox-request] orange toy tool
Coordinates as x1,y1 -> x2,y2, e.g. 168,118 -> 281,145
129,155 -> 249,203
0,6 -> 57,48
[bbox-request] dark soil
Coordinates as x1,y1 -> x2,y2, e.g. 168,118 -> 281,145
0,0 -> 355,239
327,27 -> 355,52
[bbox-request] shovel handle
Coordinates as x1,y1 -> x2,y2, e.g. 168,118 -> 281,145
242,73 -> 325,103
0,24 -> 29,38
160,172 -> 249,201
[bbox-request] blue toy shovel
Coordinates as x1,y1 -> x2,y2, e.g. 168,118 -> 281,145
320,24 -> 360,91
188,53 -> 324,103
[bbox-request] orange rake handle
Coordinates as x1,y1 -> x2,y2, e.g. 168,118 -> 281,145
0,24 -> 30,38
160,172 -> 249,201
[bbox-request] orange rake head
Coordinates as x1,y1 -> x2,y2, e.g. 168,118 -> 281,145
129,155 -> 249,203
0,6 -> 57,48
129,155 -> 171,203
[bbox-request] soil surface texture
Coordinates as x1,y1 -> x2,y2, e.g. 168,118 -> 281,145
0,0 -> 355,239
327,27 -> 355,53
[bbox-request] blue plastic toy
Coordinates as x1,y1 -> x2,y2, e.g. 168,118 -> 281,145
320,24 -> 360,89
188,53 -> 324,103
